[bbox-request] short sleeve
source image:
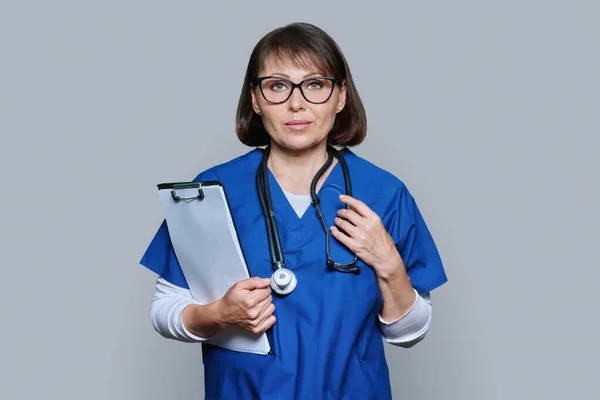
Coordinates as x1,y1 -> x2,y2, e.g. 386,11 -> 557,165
396,186 -> 448,294
139,167 -> 221,288
139,219 -> 189,289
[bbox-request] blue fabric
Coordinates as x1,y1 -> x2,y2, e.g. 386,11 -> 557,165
140,148 -> 447,399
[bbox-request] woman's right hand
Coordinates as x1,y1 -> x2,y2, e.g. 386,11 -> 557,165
216,277 -> 276,335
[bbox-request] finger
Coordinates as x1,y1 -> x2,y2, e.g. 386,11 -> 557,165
238,276 -> 271,291
330,225 -> 357,250
255,293 -> 273,314
246,294 -> 273,320
339,195 -> 373,217
337,208 -> 364,227
255,302 -> 276,326
245,287 -> 272,307
253,315 -> 276,334
334,216 -> 359,237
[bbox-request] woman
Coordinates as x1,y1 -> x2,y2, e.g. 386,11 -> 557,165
140,22 -> 447,399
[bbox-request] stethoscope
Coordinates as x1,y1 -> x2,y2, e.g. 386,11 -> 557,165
256,144 -> 361,296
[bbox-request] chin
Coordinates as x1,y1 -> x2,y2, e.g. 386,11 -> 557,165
276,136 -> 327,152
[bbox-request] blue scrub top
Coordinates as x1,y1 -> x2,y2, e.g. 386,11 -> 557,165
140,148 -> 447,400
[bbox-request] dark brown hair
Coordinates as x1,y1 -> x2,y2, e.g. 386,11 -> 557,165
236,22 -> 367,147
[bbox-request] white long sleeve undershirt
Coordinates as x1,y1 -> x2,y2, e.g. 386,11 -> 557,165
149,191 -> 432,347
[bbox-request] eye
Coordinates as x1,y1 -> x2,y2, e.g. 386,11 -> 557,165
305,79 -> 324,90
268,80 -> 290,91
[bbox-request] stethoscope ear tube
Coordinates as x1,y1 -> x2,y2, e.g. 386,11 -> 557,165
255,156 -> 279,269
317,146 -> 361,274
261,149 -> 286,267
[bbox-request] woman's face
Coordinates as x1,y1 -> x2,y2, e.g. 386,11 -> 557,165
251,57 -> 346,153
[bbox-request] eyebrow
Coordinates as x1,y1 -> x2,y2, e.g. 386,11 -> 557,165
269,72 -> 324,79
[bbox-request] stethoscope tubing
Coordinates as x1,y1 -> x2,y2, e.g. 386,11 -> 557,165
256,144 -> 361,295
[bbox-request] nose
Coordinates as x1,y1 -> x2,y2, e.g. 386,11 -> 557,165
288,85 -> 306,112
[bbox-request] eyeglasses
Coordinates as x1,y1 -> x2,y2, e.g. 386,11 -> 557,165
253,76 -> 338,104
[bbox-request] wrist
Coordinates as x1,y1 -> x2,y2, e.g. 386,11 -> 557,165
376,253 -> 405,281
210,299 -> 229,330
183,301 -> 227,338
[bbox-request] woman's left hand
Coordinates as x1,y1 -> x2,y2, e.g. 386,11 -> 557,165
331,195 -> 404,276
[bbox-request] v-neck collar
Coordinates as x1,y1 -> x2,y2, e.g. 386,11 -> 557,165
256,148 -> 347,245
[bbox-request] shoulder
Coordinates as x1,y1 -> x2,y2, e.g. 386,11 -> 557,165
343,148 -> 419,223
191,148 -> 262,182
343,148 -> 409,193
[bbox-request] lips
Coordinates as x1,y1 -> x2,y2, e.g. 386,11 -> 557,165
285,120 -> 312,130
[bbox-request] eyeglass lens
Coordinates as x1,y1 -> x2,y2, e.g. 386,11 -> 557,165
260,78 -> 334,103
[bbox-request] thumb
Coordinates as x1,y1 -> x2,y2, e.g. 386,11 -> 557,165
238,276 -> 271,291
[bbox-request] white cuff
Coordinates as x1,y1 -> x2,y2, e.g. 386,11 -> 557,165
150,276 -> 209,342
171,300 -> 209,342
378,289 -> 432,345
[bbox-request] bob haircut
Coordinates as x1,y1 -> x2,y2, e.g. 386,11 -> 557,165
236,22 -> 367,147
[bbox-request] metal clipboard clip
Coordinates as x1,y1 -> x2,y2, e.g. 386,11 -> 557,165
169,182 -> 205,202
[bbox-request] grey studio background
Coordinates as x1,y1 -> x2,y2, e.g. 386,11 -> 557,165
1,1 -> 598,399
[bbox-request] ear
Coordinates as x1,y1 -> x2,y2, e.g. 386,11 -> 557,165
250,85 -> 261,115
336,81 -> 347,113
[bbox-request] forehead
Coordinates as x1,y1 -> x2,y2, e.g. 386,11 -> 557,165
259,51 -> 330,76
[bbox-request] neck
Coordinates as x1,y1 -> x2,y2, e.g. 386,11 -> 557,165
267,142 -> 335,195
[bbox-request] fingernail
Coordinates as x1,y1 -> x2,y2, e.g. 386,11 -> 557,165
263,278 -> 271,283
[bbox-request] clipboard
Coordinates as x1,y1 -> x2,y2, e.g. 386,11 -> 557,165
157,181 -> 271,355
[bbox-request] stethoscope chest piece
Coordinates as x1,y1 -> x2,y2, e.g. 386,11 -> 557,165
270,268 -> 297,295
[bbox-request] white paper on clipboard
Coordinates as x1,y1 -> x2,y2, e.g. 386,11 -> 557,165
157,181 -> 270,355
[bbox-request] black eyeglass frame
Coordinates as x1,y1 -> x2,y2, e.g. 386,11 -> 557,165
252,76 -> 339,105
